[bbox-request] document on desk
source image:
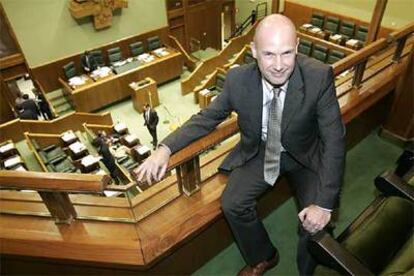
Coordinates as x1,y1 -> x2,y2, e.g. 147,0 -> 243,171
0,142 -> 15,153
4,155 -> 22,169
69,141 -> 86,154
69,75 -> 87,87
61,130 -> 77,143
81,154 -> 100,167
137,53 -> 155,63
153,47 -> 169,57
91,66 -> 112,80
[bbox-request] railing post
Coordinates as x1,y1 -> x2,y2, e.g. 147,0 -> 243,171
392,37 -> 407,63
38,191 -> 77,224
176,156 -> 201,196
352,60 -> 367,88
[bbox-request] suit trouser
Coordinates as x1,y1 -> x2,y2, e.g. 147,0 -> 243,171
220,143 -> 319,275
147,126 -> 158,146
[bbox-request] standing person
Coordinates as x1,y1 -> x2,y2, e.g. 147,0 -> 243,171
95,137 -> 121,185
135,14 -> 346,275
143,104 -> 159,150
20,94 -> 40,119
33,88 -> 54,120
17,105 -> 38,120
81,50 -> 97,73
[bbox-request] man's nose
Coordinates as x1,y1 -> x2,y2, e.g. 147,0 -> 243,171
273,55 -> 282,71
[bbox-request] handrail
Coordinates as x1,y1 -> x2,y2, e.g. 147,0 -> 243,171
387,22 -> 414,42
181,21 -> 258,95
0,170 -> 109,193
168,35 -> 198,71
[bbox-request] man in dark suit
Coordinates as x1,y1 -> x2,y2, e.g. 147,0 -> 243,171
20,94 -> 40,119
81,50 -> 97,73
94,136 -> 120,184
135,15 -> 345,275
143,104 -> 159,149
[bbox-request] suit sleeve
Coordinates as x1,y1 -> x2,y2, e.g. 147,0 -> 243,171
161,70 -> 235,154
315,67 -> 346,209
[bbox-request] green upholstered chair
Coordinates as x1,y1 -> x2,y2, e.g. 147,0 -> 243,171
339,20 -> 356,40
311,44 -> 328,63
298,39 -> 313,56
311,12 -> 325,28
47,155 -> 77,173
38,144 -> 67,165
147,36 -> 162,51
90,49 -> 105,67
356,25 -> 369,42
63,61 -> 76,80
129,41 -> 144,57
243,50 -> 255,64
327,50 -> 346,64
215,73 -> 226,93
325,16 -> 340,35
310,171 -> 414,276
107,47 -> 123,64
117,155 -> 139,172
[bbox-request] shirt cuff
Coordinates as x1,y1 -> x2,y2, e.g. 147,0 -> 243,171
316,205 -> 332,212
158,143 -> 172,155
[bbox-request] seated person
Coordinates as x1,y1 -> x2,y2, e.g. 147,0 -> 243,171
16,105 -> 38,120
21,94 -> 40,118
81,50 -> 97,73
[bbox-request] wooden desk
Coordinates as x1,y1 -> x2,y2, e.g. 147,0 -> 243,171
60,48 -> 182,112
130,77 -> 160,113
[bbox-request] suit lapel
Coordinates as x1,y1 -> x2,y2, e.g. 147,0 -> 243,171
281,61 -> 304,133
248,65 -> 263,138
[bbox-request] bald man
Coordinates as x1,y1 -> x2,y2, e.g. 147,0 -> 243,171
136,15 -> 345,275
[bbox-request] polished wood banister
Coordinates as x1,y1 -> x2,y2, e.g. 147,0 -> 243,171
0,170 -> 109,192
387,22 -> 414,42
332,38 -> 388,75
168,35 -> 198,71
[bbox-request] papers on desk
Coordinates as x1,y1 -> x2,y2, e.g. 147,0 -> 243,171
112,60 -> 127,67
90,66 -> 112,80
153,47 -> 169,57
103,190 -> 122,197
309,27 -> 321,33
200,88 -> 211,96
13,164 -> 27,171
0,142 -> 15,153
69,141 -> 86,154
113,122 -> 127,133
61,130 -> 77,143
331,34 -> 342,40
81,154 -> 100,167
301,23 -> 313,29
68,75 -> 88,87
124,134 -> 138,144
92,168 -> 106,175
346,39 -> 360,46
4,155 -> 22,169
137,53 -> 155,63
137,145 -> 150,155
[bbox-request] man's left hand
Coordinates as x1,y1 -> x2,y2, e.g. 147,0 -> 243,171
298,205 -> 331,234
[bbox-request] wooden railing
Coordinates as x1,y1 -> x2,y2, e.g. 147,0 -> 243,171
180,21 -> 258,95
168,35 -> 198,72
0,111 -> 113,142
0,170 -> 109,224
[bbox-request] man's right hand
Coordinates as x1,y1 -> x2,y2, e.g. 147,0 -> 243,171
135,145 -> 171,185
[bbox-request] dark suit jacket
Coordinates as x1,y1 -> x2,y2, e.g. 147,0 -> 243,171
81,53 -> 97,72
21,99 -> 40,116
143,109 -> 159,130
162,54 -> 346,209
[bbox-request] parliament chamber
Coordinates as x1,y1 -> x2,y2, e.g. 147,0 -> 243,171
0,0 -> 413,275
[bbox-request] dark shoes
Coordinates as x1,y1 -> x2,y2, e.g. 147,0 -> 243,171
238,251 -> 279,276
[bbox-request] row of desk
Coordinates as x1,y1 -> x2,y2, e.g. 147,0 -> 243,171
59,47 -> 183,112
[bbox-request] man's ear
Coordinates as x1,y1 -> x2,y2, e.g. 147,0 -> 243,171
296,38 -> 299,54
251,42 -> 257,58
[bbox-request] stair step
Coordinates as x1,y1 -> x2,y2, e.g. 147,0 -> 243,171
51,96 -> 69,107
46,89 -> 65,101
55,103 -> 74,115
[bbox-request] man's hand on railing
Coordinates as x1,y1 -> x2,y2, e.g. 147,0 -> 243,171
134,145 -> 171,185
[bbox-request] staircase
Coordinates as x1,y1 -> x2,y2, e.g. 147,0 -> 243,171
45,89 -> 74,117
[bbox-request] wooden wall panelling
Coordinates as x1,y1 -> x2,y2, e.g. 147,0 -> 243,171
31,27 -> 170,93
204,0 -> 222,50
0,76 -> 15,124
186,3 -> 208,50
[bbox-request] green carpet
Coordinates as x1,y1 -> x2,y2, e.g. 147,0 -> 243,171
194,131 -> 402,276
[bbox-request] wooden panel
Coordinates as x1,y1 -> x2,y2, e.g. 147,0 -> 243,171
186,4 -> 207,49
31,27 -> 171,93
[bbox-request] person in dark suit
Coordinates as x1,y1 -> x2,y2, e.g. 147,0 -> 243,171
143,104 -> 159,149
81,50 -> 97,73
20,94 -> 40,119
94,136 -> 121,184
33,88 -> 54,120
17,105 -> 38,120
135,15 -> 345,275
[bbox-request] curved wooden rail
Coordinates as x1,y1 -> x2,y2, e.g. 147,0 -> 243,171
181,22 -> 258,95
168,35 -> 198,71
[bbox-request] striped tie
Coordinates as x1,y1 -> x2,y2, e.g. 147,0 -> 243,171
264,87 -> 283,185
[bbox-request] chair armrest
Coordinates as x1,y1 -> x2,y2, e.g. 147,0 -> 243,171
43,144 -> 57,152
49,155 -> 67,166
309,230 -> 374,275
375,171 -> 414,201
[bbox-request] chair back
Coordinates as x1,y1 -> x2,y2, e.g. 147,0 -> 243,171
339,20 -> 356,40
298,39 -> 313,56
63,61 -> 76,79
356,25 -> 369,42
311,44 -> 328,63
215,73 -> 226,93
107,47 -> 122,63
129,41 -> 144,56
325,16 -> 340,34
90,50 -> 105,67
311,12 -> 325,28
243,50 -> 255,64
327,50 -> 346,64
147,36 -> 162,51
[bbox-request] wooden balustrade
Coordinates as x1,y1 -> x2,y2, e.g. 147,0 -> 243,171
168,35 -> 198,71
0,170 -> 109,224
180,22 -> 257,95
